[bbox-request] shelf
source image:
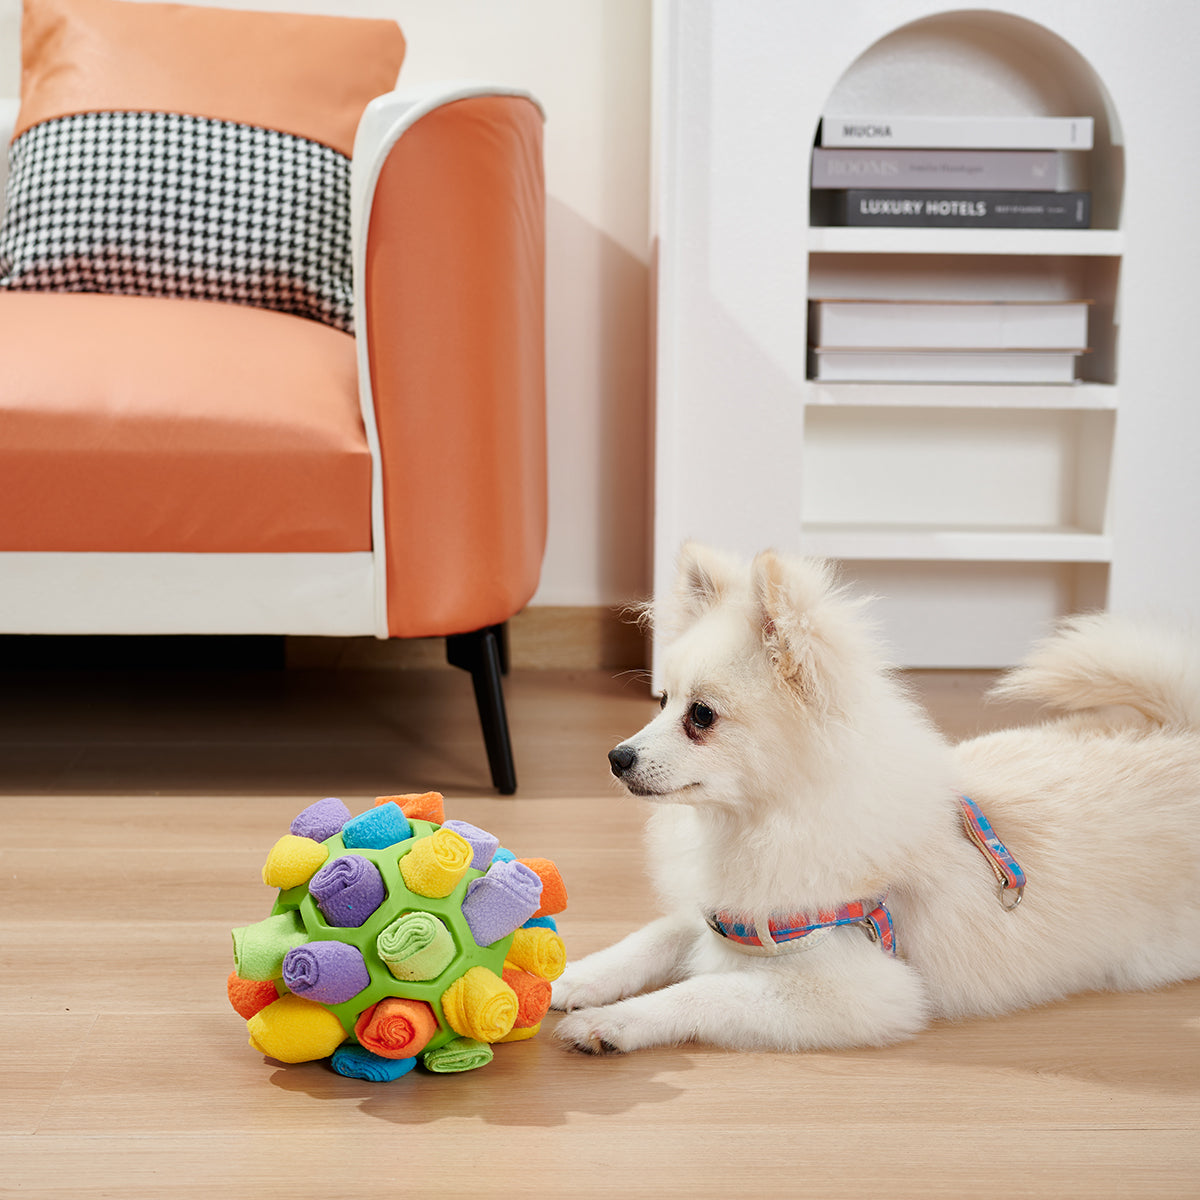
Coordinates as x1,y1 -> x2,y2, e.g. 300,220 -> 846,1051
648,3 -> 1191,676
797,523 -> 1113,563
803,382 -> 1118,410
807,227 -> 1124,257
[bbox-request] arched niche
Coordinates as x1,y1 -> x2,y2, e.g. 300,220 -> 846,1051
814,9 -> 1123,229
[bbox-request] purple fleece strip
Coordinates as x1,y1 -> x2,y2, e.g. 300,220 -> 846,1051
282,940 -> 371,1005
309,854 -> 386,928
442,820 -> 500,871
290,797 -> 352,843
461,858 -> 543,947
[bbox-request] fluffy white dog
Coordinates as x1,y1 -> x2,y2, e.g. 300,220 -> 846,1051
552,543 -> 1200,1054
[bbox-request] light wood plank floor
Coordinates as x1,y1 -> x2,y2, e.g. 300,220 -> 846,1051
2,664 -> 1197,1198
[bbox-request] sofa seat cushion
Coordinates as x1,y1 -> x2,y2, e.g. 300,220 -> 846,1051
0,291 -> 372,552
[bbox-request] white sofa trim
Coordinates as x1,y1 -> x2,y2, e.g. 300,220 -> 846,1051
0,552 -> 377,635
0,97 -> 16,215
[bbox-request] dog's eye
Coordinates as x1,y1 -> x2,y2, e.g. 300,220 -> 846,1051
659,692 -> 668,710
689,702 -> 716,729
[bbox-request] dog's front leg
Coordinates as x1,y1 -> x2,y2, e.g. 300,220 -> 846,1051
551,914 -> 702,1014
555,942 -> 930,1054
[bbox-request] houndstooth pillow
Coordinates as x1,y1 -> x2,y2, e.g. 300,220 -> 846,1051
0,110 -> 354,333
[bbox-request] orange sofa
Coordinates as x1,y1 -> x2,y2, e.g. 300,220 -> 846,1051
0,0 -> 547,792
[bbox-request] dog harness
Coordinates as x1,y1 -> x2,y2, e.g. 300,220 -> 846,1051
705,796 -> 1026,958
706,901 -> 896,957
959,794 -> 1026,909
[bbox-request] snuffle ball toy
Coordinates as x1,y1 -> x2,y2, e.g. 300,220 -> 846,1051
227,792 -> 567,1081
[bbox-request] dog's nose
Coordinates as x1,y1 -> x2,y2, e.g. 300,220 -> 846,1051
608,745 -> 638,777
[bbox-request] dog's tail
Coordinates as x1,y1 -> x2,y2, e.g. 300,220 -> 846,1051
990,614 -> 1200,732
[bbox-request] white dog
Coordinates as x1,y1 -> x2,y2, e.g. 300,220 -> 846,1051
552,543 -> 1200,1054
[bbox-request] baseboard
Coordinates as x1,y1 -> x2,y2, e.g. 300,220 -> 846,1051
507,605 -> 647,669
286,605 -> 647,671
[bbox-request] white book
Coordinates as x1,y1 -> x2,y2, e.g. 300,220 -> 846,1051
810,148 -> 1069,191
820,115 -> 1094,151
809,300 -> 1090,351
809,349 -> 1081,384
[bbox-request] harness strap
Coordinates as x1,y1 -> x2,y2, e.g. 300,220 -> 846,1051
960,794 -> 1026,910
706,899 -> 896,957
706,798 -> 1026,960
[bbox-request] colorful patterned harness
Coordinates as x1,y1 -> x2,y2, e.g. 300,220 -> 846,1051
705,795 -> 1026,958
959,794 -> 1027,909
706,900 -> 896,957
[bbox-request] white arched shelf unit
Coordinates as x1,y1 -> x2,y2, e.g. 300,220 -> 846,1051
651,1 -> 1199,673
800,10 -> 1123,665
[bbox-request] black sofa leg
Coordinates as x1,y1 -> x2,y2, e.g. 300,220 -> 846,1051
446,623 -> 517,794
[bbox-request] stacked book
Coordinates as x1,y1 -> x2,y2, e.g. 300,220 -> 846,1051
812,114 -> 1093,228
807,298 -> 1090,384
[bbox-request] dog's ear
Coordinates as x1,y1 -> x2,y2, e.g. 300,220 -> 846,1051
671,541 -> 742,624
752,550 -> 848,713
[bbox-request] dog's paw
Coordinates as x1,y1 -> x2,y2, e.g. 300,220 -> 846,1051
552,1003 -> 657,1051
555,1007 -> 631,1055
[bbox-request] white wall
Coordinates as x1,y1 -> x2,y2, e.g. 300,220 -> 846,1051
0,0 -> 654,608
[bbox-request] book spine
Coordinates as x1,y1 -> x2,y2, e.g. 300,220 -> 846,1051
809,300 -> 1091,351
809,349 -> 1080,384
833,190 -> 1091,229
819,115 -> 1094,151
810,148 -> 1064,191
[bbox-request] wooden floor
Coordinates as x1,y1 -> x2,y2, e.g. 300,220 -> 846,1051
2,662 -> 1197,1198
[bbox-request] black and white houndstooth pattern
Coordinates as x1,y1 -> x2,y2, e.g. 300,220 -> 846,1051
0,111 -> 354,333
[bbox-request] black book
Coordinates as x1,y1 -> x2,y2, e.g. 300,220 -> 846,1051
831,189 -> 1091,229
